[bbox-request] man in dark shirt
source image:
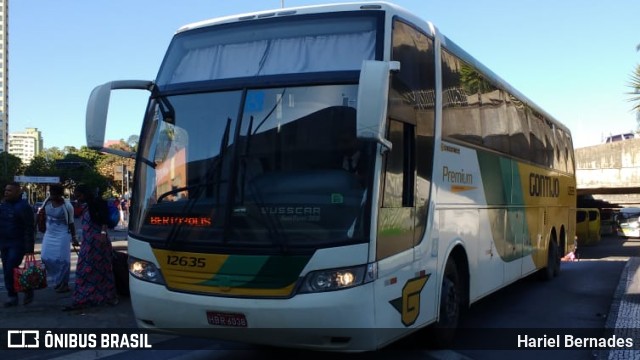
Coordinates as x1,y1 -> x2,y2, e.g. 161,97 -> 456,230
0,182 -> 35,307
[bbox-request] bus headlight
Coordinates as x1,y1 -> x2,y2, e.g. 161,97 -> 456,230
297,263 -> 376,294
129,256 -> 166,285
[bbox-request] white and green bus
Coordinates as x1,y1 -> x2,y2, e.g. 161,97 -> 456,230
85,1 -> 576,351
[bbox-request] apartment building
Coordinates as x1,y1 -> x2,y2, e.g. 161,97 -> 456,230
0,0 -> 7,152
8,127 -> 42,164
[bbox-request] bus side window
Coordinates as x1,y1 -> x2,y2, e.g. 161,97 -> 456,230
382,119 -> 415,208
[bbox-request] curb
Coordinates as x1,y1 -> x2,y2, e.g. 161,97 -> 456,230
601,257 -> 640,359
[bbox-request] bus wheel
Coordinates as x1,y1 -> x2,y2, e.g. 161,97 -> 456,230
427,258 -> 461,348
552,241 -> 561,277
539,240 -> 559,281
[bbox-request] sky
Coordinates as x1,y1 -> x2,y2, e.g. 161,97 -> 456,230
9,0 -> 640,150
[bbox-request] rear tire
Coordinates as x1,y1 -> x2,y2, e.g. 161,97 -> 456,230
539,240 -> 559,281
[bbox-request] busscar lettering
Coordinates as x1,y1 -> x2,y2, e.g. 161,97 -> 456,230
260,207 -> 321,222
529,173 -> 560,198
261,207 -> 321,216
440,143 -> 460,154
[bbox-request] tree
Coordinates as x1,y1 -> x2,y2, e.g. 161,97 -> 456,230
23,155 -> 57,176
0,152 -> 24,186
631,45 -> 640,131
629,64 -> 640,112
126,135 -> 139,152
63,147 -> 111,197
23,146 -> 113,200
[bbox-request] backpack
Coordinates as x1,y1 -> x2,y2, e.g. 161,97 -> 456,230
107,201 -> 120,229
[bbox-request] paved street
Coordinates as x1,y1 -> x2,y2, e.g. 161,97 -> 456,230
0,233 -> 639,359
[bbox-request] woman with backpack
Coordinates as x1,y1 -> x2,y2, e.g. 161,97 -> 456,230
40,183 -> 77,293
62,184 -> 118,311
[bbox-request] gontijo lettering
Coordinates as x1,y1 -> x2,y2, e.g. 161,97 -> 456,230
443,166 -> 473,184
529,173 -> 560,198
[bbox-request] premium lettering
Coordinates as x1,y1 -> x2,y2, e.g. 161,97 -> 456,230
443,166 -> 473,184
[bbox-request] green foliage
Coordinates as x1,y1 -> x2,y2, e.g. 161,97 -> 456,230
628,64 -> 640,113
127,135 -> 139,152
460,64 -> 494,95
21,146 -> 112,200
15,134 -> 138,201
0,152 -> 24,187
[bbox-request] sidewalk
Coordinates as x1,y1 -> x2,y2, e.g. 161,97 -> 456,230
1,227 -> 132,329
602,257 -> 640,359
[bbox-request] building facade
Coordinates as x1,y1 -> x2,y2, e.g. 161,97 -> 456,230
9,127 -> 42,164
0,0 -> 7,152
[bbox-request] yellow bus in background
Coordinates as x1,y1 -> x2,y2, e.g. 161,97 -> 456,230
576,208 -> 600,245
599,208 -> 617,236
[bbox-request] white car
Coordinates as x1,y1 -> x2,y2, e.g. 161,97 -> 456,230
617,207 -> 640,238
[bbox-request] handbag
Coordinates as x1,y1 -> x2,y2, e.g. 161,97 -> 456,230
37,206 -> 46,233
13,253 -> 47,292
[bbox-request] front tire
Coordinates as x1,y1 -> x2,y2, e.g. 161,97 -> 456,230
427,258 -> 462,348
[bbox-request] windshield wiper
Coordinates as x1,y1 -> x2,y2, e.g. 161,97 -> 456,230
238,115 -> 254,203
160,117 -> 233,249
252,89 -> 285,134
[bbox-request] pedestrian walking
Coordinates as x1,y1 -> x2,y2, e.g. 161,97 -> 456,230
62,184 -> 118,311
40,184 -> 77,293
0,182 -> 36,307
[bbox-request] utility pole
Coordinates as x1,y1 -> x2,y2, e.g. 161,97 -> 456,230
121,164 -> 126,196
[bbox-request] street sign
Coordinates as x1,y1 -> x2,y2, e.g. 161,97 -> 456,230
14,176 -> 60,184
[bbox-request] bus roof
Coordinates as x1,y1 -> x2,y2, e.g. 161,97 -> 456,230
174,1 -> 571,136
176,2 -> 406,33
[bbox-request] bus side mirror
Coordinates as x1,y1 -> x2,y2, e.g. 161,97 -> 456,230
86,80 -> 154,152
356,60 -> 400,152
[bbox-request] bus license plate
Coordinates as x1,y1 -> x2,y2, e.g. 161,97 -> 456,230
206,311 -> 248,327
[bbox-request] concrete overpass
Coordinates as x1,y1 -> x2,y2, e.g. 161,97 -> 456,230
576,138 -> 640,205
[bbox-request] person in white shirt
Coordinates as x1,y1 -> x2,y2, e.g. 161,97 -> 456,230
40,184 -> 77,293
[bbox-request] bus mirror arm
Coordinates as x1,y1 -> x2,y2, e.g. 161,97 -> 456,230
356,60 -> 399,153
86,80 -> 154,152
379,138 -> 392,154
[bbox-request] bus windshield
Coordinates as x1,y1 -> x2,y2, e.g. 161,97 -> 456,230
131,84 -> 374,251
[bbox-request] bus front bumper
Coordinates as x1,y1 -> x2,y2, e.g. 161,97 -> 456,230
129,278 -> 388,351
